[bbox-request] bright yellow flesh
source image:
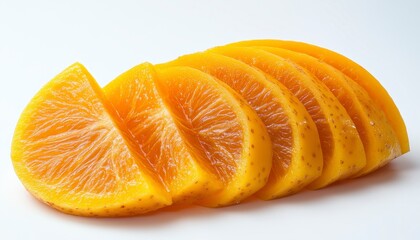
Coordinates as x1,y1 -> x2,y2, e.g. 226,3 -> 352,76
11,39 -> 408,217
256,47 -> 401,176
154,66 -> 273,206
211,46 -> 366,189
228,39 -> 409,154
161,52 -> 323,199
103,63 -> 223,203
11,63 -> 171,217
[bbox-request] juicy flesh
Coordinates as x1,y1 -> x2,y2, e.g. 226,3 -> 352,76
155,67 -> 244,182
163,52 -> 323,198
228,39 -> 409,154
257,47 -> 401,175
13,64 -> 162,203
212,46 -> 365,187
105,64 -> 199,189
212,47 -> 336,162
165,53 -> 293,176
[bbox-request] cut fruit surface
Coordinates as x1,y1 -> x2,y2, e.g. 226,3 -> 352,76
11,63 -> 171,217
11,39 -> 409,217
255,47 -> 401,175
104,63 -> 223,203
211,46 -> 366,189
161,52 -> 323,199
154,66 -> 273,206
228,40 -> 409,154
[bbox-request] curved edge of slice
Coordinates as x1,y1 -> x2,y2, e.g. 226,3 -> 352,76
255,47 -> 401,176
160,52 -> 323,199
210,46 -> 366,189
103,63 -> 223,204
154,66 -> 273,207
227,39 -> 409,154
11,63 -> 171,217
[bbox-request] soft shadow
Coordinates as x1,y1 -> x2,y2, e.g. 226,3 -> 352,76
218,154 -> 415,212
28,154 -> 416,229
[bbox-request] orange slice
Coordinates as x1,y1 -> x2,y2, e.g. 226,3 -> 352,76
11,40 -> 409,217
161,52 -> 323,199
11,63 -> 171,217
255,47 -> 401,175
154,66 -> 272,206
211,46 -> 366,189
228,40 -> 409,154
104,63 -> 223,203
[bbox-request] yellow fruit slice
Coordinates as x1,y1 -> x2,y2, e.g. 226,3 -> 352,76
104,63 -> 223,203
154,66 -> 272,206
160,52 -> 323,199
12,40 -> 409,218
211,46 -> 366,189
256,47 -> 401,175
11,63 -> 171,217
228,40 -> 409,154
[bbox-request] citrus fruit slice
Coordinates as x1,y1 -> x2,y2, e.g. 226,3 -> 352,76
211,46 -> 366,189
161,52 -> 323,199
154,66 -> 272,206
103,63 -> 223,203
255,47 -> 401,175
11,63 -> 171,217
228,40 -> 409,154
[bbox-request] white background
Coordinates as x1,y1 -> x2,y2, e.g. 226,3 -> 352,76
1,0 -> 419,239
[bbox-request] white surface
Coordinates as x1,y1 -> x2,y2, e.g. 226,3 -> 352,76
1,0 -> 419,239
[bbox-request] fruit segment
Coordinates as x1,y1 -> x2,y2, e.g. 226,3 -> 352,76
228,40 -> 409,154
11,39 -> 409,217
255,47 -> 401,175
11,63 -> 171,217
211,46 -> 366,189
104,63 -> 223,203
154,66 -> 273,206
161,52 -> 323,199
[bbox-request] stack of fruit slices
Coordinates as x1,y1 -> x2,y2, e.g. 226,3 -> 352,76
11,40 -> 409,217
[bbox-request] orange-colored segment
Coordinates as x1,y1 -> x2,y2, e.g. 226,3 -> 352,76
256,47 -> 401,175
154,66 -> 272,206
104,63 -> 222,203
228,40 -> 409,154
11,39 -> 409,217
211,46 -> 366,189
161,52 -> 323,199
11,63 -> 171,217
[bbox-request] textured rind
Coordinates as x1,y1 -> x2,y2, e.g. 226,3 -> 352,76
211,46 -> 366,189
161,52 -> 323,199
11,39 -> 409,217
11,63 -> 171,217
255,47 -> 401,176
154,66 -> 273,206
228,39 -> 409,154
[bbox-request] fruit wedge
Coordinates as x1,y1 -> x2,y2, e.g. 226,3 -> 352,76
11,63 -> 171,217
11,39 -> 409,217
104,63 -> 223,203
211,46 -> 366,189
154,66 -> 272,206
228,40 -> 409,154
255,47 -> 401,175
161,52 -> 323,199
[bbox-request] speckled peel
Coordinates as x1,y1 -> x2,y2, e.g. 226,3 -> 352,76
161,52 -> 323,199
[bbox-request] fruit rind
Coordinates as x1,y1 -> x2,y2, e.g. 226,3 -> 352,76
227,39 -> 409,154
155,66 -> 273,207
162,52 -> 323,199
210,46 -> 366,189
